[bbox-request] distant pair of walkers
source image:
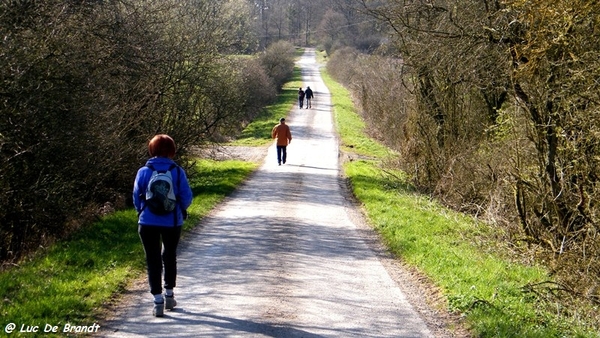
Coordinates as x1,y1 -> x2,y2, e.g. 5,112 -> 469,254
298,86 -> 314,109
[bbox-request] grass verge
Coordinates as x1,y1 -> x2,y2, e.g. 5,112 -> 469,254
321,67 -> 599,337
0,159 -> 256,337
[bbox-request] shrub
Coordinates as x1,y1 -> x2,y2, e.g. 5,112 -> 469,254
0,0 -> 268,261
258,41 -> 295,90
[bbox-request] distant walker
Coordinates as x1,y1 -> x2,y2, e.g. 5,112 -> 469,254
304,86 -> 314,108
271,118 -> 293,165
298,88 -> 305,109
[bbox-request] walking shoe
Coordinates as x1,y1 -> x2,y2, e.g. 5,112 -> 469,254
165,295 -> 177,310
153,301 -> 164,317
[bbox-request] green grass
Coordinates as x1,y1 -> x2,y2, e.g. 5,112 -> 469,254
320,70 -> 390,159
321,67 -> 599,337
0,159 -> 256,337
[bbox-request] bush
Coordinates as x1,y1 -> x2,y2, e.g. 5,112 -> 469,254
236,57 -> 278,124
258,41 -> 295,90
0,0 -> 274,261
329,0 -> 600,325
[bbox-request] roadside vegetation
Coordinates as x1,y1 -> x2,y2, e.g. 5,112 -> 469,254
321,67 -> 599,336
330,4 -> 600,331
0,1 -> 292,263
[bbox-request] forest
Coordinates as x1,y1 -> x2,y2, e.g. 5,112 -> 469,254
1,0 -> 598,327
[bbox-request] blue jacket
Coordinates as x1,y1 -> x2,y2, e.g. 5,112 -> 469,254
133,157 -> 193,227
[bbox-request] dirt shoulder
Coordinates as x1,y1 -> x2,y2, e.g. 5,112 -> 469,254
339,177 -> 471,338
192,144 -> 269,164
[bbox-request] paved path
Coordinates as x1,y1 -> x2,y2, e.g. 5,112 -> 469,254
100,49 -> 433,338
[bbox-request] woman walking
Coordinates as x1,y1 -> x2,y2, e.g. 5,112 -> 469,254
133,134 -> 193,317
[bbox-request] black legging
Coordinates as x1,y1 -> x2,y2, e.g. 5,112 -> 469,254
139,224 -> 182,295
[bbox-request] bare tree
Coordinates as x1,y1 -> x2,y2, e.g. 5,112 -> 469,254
329,0 -> 600,310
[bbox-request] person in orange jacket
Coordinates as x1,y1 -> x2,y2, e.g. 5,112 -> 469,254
271,117 -> 292,165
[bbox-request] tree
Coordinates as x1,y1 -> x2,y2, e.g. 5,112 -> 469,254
504,0 -> 600,249
317,9 -> 349,53
0,0 -> 274,261
330,0 -> 600,306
